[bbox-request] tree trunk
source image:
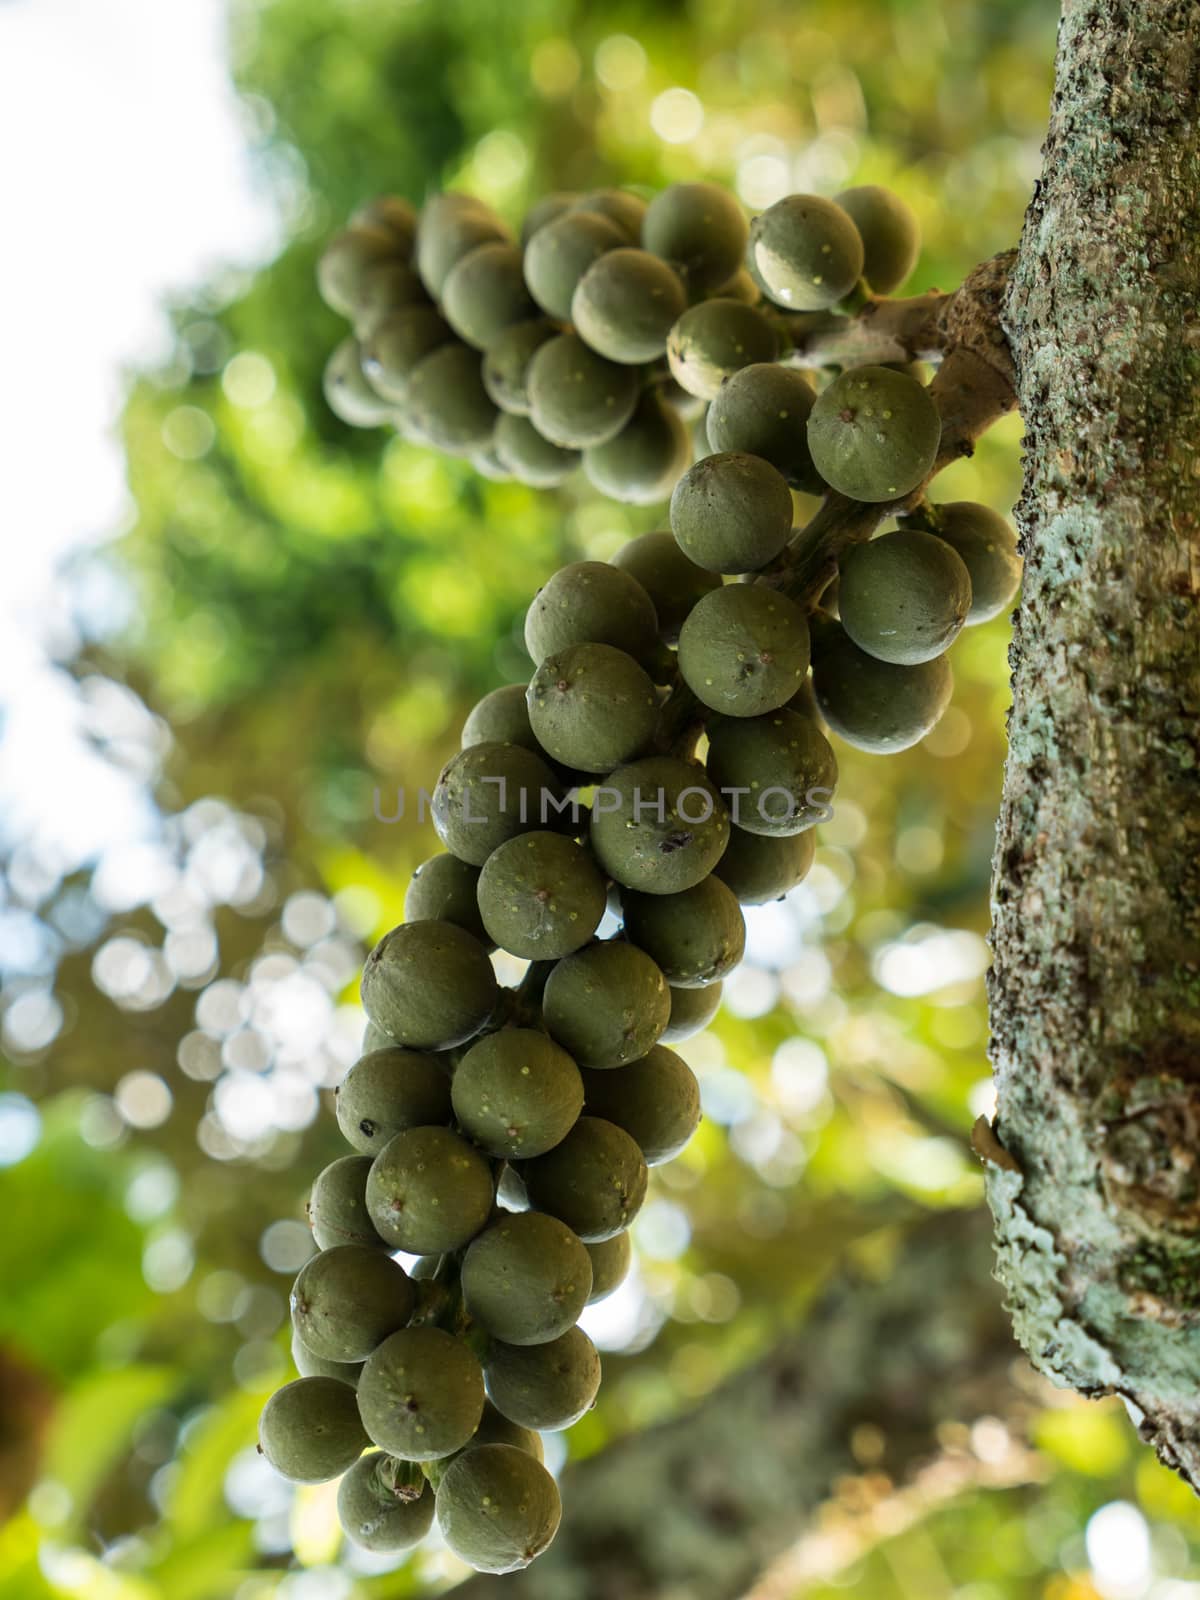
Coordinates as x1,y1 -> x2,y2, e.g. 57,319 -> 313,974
986,0 -> 1200,1483
450,1213 -> 1018,1600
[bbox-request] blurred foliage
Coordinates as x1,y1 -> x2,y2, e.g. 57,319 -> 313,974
8,2 -> 1200,1599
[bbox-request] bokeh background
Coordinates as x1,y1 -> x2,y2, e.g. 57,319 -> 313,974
3,1 -> 1198,1597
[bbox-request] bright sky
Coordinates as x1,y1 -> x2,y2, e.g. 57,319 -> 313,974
0,0 -> 278,871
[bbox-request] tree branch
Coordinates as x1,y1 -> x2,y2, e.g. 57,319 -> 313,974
448,1210 -> 1021,1600
986,0 -> 1200,1485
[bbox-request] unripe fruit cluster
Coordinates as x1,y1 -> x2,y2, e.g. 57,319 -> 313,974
264,177 -> 1023,1575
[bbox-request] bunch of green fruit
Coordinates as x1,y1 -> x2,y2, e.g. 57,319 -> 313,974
264,176 -> 1022,1574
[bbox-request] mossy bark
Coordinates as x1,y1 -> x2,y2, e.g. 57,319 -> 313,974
450,1213 -> 1016,1600
986,0 -> 1200,1482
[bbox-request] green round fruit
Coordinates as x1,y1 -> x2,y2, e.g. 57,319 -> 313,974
585,1232 -> 632,1302
290,1247 -> 414,1364
351,194 -> 418,250
416,199 -> 510,297
706,710 -> 838,838
493,413 -> 580,487
482,319 -> 560,416
318,224 -> 404,319
527,644 -> 658,773
462,1211 -> 592,1344
807,365 -> 940,502
323,337 -> 394,428
838,528 -> 971,664
571,249 -> 688,365
704,363 -> 821,492
621,877 -> 745,989
258,1377 -> 369,1484
582,388 -> 691,506
366,1126 -> 495,1253
402,342 -> 498,455
572,188 -> 646,240
462,685 -> 540,752
834,185 -> 920,294
291,1331 -> 363,1387
669,452 -> 794,574
432,742 -> 562,866
642,182 -> 749,297
358,1326 -> 486,1459
527,333 -> 641,449
436,1444 -> 561,1573
484,1327 -> 601,1430
678,584 -> 810,717
714,826 -> 816,904
520,191 -> 579,245
352,261 -> 429,336
477,833 -> 606,959
927,501 -> 1022,623
747,194 -> 864,311
361,306 -> 454,403
308,1155 -> 387,1250
404,855 -> 492,945
469,1400 -> 544,1460
337,1453 -> 435,1552
452,1029 -> 584,1160
580,1045 -> 702,1164
442,242 -> 538,350
523,209 -> 628,320
542,943 -> 670,1069
336,1046 -> 454,1157
811,625 -> 954,752
361,921 -> 497,1049
610,531 -> 722,644
661,981 -> 723,1043
590,757 -> 731,894
666,299 -> 779,401
521,1116 -> 648,1242
362,1019 -> 397,1053
523,561 -> 659,668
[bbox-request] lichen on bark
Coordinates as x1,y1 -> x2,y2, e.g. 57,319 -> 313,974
986,0 -> 1200,1483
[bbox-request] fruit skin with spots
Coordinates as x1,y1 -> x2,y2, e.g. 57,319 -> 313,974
704,361 -> 822,493
435,1442 -> 562,1573
584,1231 -> 633,1303
404,855 -> 493,945
365,1125 -> 495,1253
571,248 -> 688,364
307,1154 -> 388,1250
923,500 -> 1022,623
580,1044 -> 703,1165
610,530 -> 722,644
620,876 -> 746,990
337,1453 -> 435,1551
334,1046 -> 453,1157
811,624 -> 954,753
678,583 -> 811,717
527,332 -> 641,448
360,919 -> 498,1048
290,1243 -> 417,1362
461,1211 -> 593,1344
451,1028 -> 584,1160
541,942 -> 671,1069
837,527 -> 972,664
747,193 -> 864,311
834,184 -> 921,294
807,365 -> 941,503
357,1325 -> 487,1460
642,180 -> 750,296
476,831 -> 606,960
661,979 -> 723,1043
520,1115 -> 649,1241
705,709 -> 838,838
483,1326 -> 602,1430
527,642 -> 659,773
714,825 -> 816,905
524,560 -> 660,669
582,388 -> 691,506
589,756 -> 731,895
669,451 -> 795,574
665,298 -> 779,400
441,241 -> 537,351
523,209 -> 627,320
257,1376 -> 369,1483
432,742 -> 562,866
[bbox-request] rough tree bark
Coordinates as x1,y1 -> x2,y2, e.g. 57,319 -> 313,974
452,1213 -> 1018,1600
985,0 -> 1200,1482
